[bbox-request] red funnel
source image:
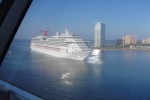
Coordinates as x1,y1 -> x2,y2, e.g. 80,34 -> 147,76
43,31 -> 47,36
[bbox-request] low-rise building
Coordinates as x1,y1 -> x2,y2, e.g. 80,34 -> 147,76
117,35 -> 136,45
116,39 -> 123,45
142,38 -> 150,45
124,35 -> 136,45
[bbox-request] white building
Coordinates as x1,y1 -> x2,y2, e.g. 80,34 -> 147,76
142,38 -> 150,45
94,22 -> 105,48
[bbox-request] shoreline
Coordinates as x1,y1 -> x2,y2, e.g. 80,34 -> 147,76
103,48 -> 150,51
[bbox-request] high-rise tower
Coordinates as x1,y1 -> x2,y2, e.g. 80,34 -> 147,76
94,22 -> 105,48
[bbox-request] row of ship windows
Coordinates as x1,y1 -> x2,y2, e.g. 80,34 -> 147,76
31,42 -> 89,49
32,44 -> 63,52
33,38 -> 84,43
32,44 -> 89,52
32,41 -> 88,47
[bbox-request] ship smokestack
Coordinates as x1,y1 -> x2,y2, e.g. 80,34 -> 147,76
39,30 -> 48,36
43,31 -> 47,36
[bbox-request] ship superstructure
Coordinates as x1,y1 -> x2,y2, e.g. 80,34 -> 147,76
30,29 -> 91,60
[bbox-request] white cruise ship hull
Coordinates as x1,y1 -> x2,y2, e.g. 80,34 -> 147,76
31,46 -> 90,60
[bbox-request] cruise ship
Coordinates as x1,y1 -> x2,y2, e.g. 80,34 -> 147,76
30,29 -> 91,60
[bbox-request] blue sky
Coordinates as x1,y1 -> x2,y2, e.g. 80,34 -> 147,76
16,0 -> 150,40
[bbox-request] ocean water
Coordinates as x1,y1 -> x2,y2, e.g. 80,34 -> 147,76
1,39 -> 150,100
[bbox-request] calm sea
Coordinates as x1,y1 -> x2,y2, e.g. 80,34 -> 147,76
1,39 -> 150,100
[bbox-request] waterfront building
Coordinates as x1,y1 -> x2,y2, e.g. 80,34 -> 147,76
94,22 -> 105,48
122,35 -> 136,45
142,38 -> 150,45
122,37 -> 125,45
116,39 -> 123,45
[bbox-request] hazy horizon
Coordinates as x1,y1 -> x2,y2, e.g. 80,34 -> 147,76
15,0 -> 150,40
